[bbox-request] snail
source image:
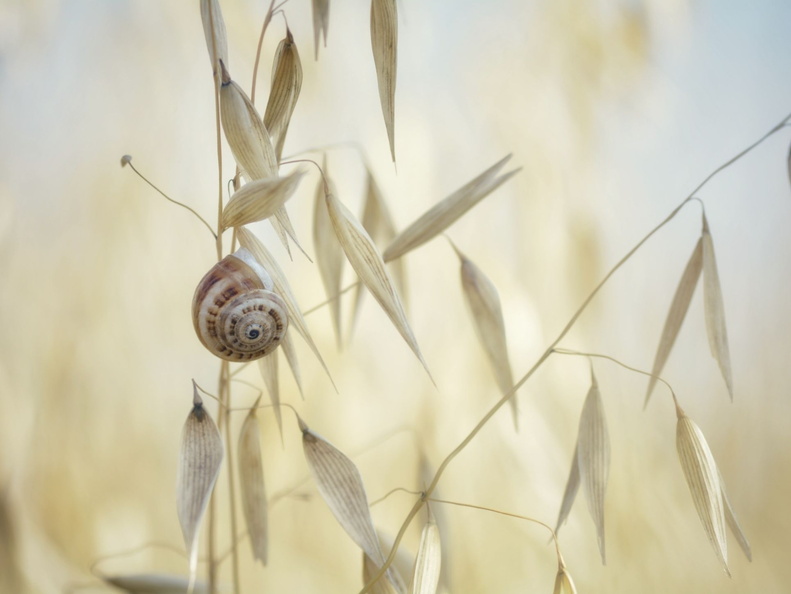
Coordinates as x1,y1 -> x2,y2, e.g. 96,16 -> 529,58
192,247 -> 289,361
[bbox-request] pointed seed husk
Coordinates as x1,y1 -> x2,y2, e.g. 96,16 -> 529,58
411,517 -> 441,594
258,349 -> 282,440
238,406 -> 268,564
219,63 -> 278,181
383,156 -> 519,262
326,191 -> 431,380
455,245 -> 518,429
103,573 -> 209,594
312,0 -> 330,59
676,408 -> 730,575
719,468 -> 752,561
313,162 -> 345,347
701,214 -> 734,399
236,227 -> 335,388
577,370 -> 610,564
301,425 -> 386,566
552,566 -> 578,594
645,237 -> 703,407
176,387 -> 224,573
264,28 -> 303,162
280,329 -> 304,398
370,0 -> 398,161
555,441 -> 581,535
200,0 -> 228,77
221,169 -> 305,230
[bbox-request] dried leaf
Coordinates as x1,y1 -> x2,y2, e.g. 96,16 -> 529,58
176,386 -> 223,573
220,62 -> 278,181
238,406 -> 268,565
719,469 -> 752,561
237,227 -> 335,388
411,518 -> 441,594
200,0 -> 228,77
221,169 -> 305,230
645,238 -> 703,407
383,156 -> 520,262
280,330 -> 304,398
455,244 -> 517,430
370,0 -> 398,161
264,28 -> 303,162
258,349 -> 282,439
577,371 -> 610,564
554,441 -> 580,534
701,214 -> 734,399
351,169 -> 406,335
301,422 -> 403,591
313,161 -> 345,347
676,407 -> 729,575
312,0 -> 330,59
326,191 -> 431,379
103,573 -> 209,594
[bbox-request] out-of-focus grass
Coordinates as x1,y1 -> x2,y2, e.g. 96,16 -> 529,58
1,1 -> 790,592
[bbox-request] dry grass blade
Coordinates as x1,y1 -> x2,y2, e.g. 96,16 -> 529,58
554,441 -> 580,534
237,227 -> 334,387
301,424 -> 392,579
238,406 -> 268,565
701,214 -> 734,399
552,566 -> 578,594
312,0 -> 330,59
577,371 -> 610,564
280,329 -> 304,398
351,169 -> 405,335
370,0 -> 398,161
455,245 -> 518,430
264,28 -> 303,162
383,155 -> 519,263
326,191 -> 431,380
200,0 -> 228,77
313,162 -> 345,347
645,237 -> 703,407
220,62 -> 278,181
103,573 -> 209,594
258,349 -> 282,439
221,169 -> 305,230
176,387 -> 223,573
410,517 -> 441,594
676,408 -> 729,575
719,469 -> 752,561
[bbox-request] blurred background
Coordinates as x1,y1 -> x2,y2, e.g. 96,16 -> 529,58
1,0 -> 790,592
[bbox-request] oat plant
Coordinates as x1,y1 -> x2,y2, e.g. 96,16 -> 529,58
112,1 -> 791,592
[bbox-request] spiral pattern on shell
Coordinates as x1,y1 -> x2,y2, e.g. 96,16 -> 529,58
192,248 -> 289,361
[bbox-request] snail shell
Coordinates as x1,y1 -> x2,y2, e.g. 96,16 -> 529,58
192,248 -> 289,361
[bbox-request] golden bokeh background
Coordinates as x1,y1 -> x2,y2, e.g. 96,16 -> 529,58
1,0 -> 790,592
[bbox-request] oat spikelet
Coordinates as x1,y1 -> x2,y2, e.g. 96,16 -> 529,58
701,214 -> 734,400
577,370 -> 610,564
200,0 -> 228,77
103,574 -> 209,594
313,161 -> 345,347
552,560 -> 578,594
264,28 -> 303,162
676,406 -> 730,575
554,441 -> 580,535
176,386 -> 223,574
411,517 -> 442,594
383,156 -> 520,263
219,62 -> 278,180
370,0 -> 398,161
238,405 -> 268,564
237,227 -> 335,388
454,244 -> 518,430
325,191 -> 432,380
719,468 -> 752,561
645,237 -> 703,407
312,0 -> 330,59
300,421 -> 402,591
221,169 -> 305,230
